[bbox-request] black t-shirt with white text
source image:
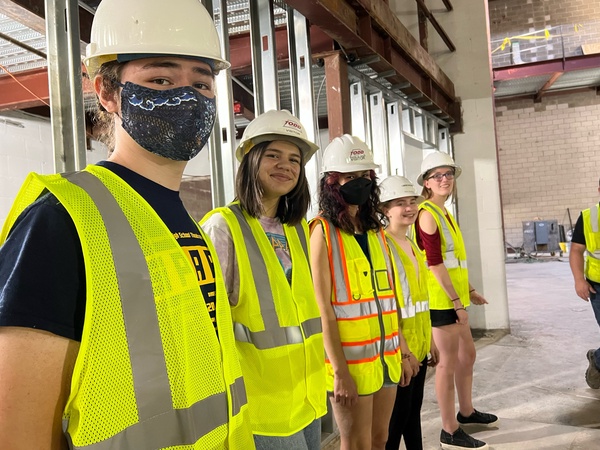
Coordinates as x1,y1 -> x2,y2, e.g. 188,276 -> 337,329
0,161 -> 217,341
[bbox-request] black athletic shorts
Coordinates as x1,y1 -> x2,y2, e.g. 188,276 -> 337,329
431,308 -> 459,327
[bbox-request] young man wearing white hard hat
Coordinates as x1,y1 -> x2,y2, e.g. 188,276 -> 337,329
202,110 -> 326,450
0,0 -> 254,448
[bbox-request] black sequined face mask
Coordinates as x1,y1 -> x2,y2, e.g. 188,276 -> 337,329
118,82 -> 216,161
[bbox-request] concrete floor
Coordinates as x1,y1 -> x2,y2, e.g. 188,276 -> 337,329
324,257 -> 600,449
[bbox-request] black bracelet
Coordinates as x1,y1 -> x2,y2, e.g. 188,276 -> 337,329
402,353 -> 411,359
451,298 -> 461,302
455,307 -> 465,312
469,289 -> 476,293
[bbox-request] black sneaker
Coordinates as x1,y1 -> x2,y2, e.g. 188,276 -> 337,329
585,349 -> 600,389
440,428 -> 488,449
457,409 -> 498,426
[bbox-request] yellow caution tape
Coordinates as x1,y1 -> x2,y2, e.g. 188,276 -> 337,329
492,25 -> 582,54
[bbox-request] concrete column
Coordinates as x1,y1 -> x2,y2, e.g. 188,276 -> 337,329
422,0 -> 510,330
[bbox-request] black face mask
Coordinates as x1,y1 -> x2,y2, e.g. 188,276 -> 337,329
339,177 -> 373,206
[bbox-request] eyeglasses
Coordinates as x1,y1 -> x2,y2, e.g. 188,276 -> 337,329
427,171 -> 455,182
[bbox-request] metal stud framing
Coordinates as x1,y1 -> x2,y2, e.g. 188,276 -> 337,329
349,81 -> 369,143
45,0 -> 86,172
369,91 -> 389,176
206,0 -> 237,207
249,0 -> 279,114
286,6 -> 321,216
386,101 -> 405,176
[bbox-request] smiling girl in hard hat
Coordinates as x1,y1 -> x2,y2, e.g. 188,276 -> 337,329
309,135 -> 412,450
416,152 -> 496,450
379,175 -> 439,450
0,0 -> 255,448
201,110 -> 326,450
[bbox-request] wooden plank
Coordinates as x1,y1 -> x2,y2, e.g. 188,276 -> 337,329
353,0 -> 455,97
323,51 -> 352,139
582,43 -> 600,55
283,0 -> 457,121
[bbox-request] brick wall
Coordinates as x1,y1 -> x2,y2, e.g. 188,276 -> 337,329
496,90 -> 600,247
490,0 -> 600,36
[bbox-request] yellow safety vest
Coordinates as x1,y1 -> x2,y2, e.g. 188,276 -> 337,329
0,167 -> 254,450
201,203 -> 326,436
386,234 -> 431,362
311,217 -> 401,396
418,200 -> 470,310
582,205 -> 600,283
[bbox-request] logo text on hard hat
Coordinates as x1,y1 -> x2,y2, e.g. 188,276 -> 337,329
348,149 -> 366,162
283,120 -> 302,133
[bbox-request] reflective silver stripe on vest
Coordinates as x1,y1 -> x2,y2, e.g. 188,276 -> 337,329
228,204 -> 321,349
64,172 -> 238,449
387,237 -> 412,313
424,205 -> 466,270
229,375 -> 247,417
332,297 -> 396,319
342,341 -> 380,362
341,333 -> 399,362
398,300 -> 430,319
384,333 -> 400,353
443,255 -> 467,269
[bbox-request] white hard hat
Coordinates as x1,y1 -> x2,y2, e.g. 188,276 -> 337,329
321,135 -> 380,173
235,110 -> 319,163
84,0 -> 230,78
417,151 -> 462,186
379,176 -> 424,204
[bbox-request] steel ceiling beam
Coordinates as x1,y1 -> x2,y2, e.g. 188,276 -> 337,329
229,26 -> 334,76
0,66 -> 94,111
0,0 -> 334,110
0,67 -> 48,110
282,0 -> 459,123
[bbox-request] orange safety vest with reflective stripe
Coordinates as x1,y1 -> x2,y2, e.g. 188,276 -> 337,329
201,203 -> 326,436
582,205 -> 600,283
418,200 -> 470,310
0,167 -> 254,450
311,217 -> 401,395
386,234 -> 431,362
